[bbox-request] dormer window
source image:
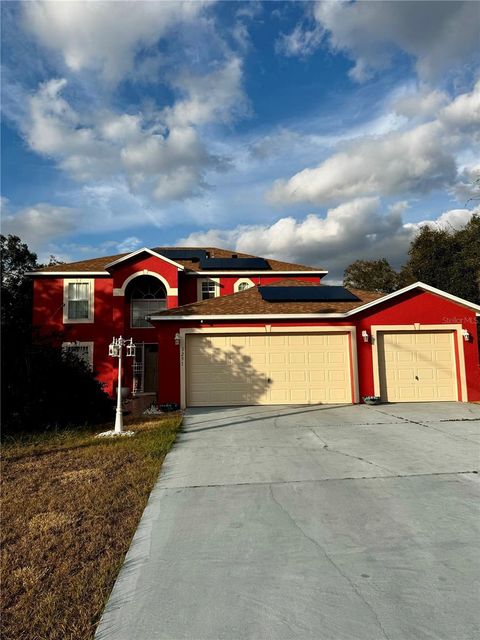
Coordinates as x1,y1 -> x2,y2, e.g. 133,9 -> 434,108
198,278 -> 220,301
128,276 -> 167,328
234,278 -> 254,293
202,281 -> 216,299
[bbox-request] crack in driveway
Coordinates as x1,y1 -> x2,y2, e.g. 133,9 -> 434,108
308,428 -> 395,474
369,407 -> 480,444
269,484 -> 391,640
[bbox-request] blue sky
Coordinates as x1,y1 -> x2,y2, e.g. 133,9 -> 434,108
1,1 -> 479,278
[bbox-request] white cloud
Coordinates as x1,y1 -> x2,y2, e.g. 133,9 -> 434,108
1,202 -> 78,247
439,80 -> 480,132
23,0 -> 207,84
115,236 -> 142,253
452,164 -> 480,203
267,121 -> 456,205
411,207 -> 478,232
393,89 -> 449,120
276,23 -> 324,58
23,72 -> 244,203
179,199 -> 478,280
281,1 -> 479,83
163,57 -> 248,128
267,82 -> 480,207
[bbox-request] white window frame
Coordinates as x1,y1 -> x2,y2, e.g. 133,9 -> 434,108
63,278 -> 94,324
62,341 -> 94,370
197,277 -> 220,301
234,278 -> 255,293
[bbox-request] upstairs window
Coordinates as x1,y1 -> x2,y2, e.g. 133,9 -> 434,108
63,279 -> 94,323
129,276 -> 167,328
198,278 -> 219,301
234,278 -> 254,293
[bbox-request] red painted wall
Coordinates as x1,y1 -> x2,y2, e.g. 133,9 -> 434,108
33,277 -> 116,394
152,289 -> 480,406
355,289 -> 480,402
111,254 -> 180,308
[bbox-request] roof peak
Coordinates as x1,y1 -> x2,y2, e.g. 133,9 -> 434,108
29,245 -> 326,274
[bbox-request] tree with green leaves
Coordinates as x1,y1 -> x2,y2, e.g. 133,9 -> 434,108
343,214 -> 479,304
400,214 -> 480,304
343,258 -> 400,293
1,234 -> 37,329
1,234 -> 112,432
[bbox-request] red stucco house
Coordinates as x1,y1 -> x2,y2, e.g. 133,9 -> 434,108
30,246 -> 480,408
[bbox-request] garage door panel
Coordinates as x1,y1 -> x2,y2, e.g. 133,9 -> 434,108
379,331 -> 457,402
186,332 -> 352,406
308,352 -> 327,364
289,370 -> 307,383
329,369 -> 348,382
289,352 -> 306,365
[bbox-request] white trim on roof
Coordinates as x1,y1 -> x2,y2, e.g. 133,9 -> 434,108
345,282 -> 480,316
27,271 -> 110,276
149,282 -> 480,321
103,248 -> 185,270
149,313 -> 347,320
186,270 -> 328,276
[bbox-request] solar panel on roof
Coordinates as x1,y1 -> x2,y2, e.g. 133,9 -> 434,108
259,286 -> 360,302
155,249 -> 208,261
199,257 -> 270,270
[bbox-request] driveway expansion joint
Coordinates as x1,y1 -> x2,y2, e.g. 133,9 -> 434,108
159,470 -> 478,491
368,408 -> 480,444
269,484 -> 391,640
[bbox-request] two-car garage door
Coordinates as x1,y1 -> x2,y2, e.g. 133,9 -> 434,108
186,332 -> 353,406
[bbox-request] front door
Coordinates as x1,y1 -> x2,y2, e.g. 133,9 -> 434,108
144,344 -> 158,393
133,343 -> 158,395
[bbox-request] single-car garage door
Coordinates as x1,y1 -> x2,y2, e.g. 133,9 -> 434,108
186,332 -> 353,406
378,331 -> 458,402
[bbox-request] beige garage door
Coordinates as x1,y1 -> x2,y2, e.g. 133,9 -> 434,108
186,332 -> 352,406
378,331 -> 458,402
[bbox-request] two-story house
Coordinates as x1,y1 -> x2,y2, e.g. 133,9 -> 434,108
30,246 -> 480,409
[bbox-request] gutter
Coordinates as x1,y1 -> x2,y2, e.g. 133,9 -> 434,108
26,271 -> 110,276
148,313 -> 348,321
186,270 -> 328,276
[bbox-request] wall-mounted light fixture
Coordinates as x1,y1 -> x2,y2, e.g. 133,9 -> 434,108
462,329 -> 471,342
361,330 -> 370,343
174,333 -> 181,346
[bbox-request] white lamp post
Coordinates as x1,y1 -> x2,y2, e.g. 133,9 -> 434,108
109,336 -> 135,434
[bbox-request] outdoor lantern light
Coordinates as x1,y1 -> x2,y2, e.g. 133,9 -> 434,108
361,330 -> 370,343
108,336 -> 135,434
174,332 -> 181,346
462,329 -> 471,342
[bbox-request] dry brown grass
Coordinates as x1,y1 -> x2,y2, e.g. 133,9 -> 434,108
1,413 -> 183,640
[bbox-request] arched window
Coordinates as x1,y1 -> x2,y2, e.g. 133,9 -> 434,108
234,278 -> 254,293
128,276 -> 167,328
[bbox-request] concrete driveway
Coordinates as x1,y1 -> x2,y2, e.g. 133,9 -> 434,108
96,403 -> 480,640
